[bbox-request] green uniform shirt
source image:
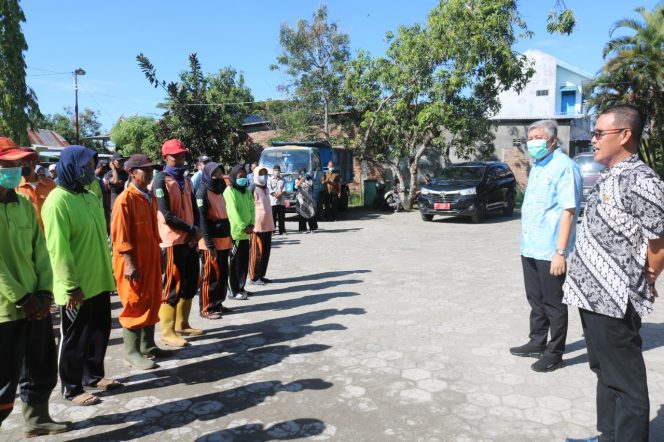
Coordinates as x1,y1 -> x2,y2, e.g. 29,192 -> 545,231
0,191 -> 53,323
41,187 -> 115,305
223,186 -> 255,241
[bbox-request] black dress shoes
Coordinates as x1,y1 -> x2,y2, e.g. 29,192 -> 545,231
509,342 -> 545,358
531,355 -> 563,372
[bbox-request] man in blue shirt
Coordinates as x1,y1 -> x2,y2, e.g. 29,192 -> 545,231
191,155 -> 211,193
510,120 -> 582,372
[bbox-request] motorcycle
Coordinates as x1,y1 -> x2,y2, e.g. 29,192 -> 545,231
384,184 -> 406,212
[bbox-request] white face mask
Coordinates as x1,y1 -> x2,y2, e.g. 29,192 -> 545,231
257,175 -> 267,185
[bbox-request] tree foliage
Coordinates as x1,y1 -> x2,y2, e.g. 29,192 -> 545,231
36,107 -> 104,150
110,115 -> 160,159
137,53 -> 254,163
546,1 -> 576,35
586,3 -> 664,177
0,0 -> 40,144
270,5 -> 350,139
343,0 -> 534,209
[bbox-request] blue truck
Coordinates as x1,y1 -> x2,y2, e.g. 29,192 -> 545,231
258,141 -> 353,214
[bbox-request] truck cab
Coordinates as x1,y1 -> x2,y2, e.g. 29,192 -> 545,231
259,141 -> 352,214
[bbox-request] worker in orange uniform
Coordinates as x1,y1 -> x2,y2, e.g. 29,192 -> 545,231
111,154 -> 171,369
14,146 -> 56,229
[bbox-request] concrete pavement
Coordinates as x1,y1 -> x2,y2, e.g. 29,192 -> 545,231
3,209 -> 664,441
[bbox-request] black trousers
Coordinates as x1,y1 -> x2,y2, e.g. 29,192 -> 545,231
250,231 -> 272,281
59,292 -> 111,400
323,192 -> 338,220
580,304 -> 649,441
199,249 -> 229,316
521,256 -> 568,358
229,239 -> 250,294
162,244 -> 200,306
272,205 -> 286,234
298,215 -> 318,231
0,316 -> 58,424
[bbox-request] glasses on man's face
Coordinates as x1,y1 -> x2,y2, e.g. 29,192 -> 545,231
590,128 -> 628,140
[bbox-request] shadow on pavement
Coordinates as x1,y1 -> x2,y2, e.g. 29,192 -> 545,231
650,404 -> 664,439
68,379 -> 332,441
228,291 -> 361,314
196,418 -> 329,441
251,279 -> 364,297
271,269 -> 371,284
315,227 -> 363,234
429,211 -> 521,225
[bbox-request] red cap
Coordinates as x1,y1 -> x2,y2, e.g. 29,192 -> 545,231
0,138 -> 38,162
162,139 -> 190,156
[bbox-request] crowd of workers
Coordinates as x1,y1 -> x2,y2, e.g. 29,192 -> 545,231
0,136 -> 341,437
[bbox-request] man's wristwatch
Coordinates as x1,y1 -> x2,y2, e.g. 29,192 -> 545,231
554,248 -> 568,258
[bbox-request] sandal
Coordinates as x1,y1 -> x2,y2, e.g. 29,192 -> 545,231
205,312 -> 223,320
90,378 -> 124,390
71,392 -> 100,406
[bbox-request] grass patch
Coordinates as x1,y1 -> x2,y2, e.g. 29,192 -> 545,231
349,192 -> 364,207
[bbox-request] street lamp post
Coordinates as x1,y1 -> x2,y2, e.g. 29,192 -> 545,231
74,68 -> 86,145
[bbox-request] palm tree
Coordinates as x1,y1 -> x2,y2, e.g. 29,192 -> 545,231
586,3 -> 664,176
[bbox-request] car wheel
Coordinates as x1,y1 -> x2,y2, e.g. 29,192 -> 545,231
503,193 -> 515,216
421,213 -> 434,222
385,194 -> 395,211
471,200 -> 487,223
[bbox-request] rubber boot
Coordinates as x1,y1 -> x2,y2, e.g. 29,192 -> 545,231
140,325 -> 174,359
22,402 -> 72,438
123,328 -> 157,370
159,303 -> 189,347
174,298 -> 205,336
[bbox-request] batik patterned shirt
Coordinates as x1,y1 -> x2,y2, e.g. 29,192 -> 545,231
563,155 -> 664,318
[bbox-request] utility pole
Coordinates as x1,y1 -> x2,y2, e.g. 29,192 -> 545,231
74,68 -> 86,144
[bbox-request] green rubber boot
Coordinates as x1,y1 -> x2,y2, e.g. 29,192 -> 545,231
140,325 -> 174,359
123,328 -> 157,370
22,401 -> 72,438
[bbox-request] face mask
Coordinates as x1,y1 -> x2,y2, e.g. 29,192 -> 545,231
257,175 -> 267,185
235,177 -> 248,187
0,167 -> 22,189
21,166 -> 32,178
527,139 -> 549,160
77,165 -> 96,186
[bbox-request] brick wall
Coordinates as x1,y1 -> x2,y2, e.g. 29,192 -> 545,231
502,146 -> 531,190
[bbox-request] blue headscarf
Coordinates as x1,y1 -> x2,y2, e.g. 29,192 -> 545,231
202,162 -> 225,194
56,145 -> 98,193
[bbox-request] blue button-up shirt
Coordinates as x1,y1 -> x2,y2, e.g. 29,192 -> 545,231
520,148 -> 583,261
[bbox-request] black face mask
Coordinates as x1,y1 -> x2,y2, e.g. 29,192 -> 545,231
21,166 -> 32,178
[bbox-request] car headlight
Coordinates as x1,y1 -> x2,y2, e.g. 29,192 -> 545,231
420,188 -> 431,195
459,187 -> 476,196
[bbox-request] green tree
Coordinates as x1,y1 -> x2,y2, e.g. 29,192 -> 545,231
546,0 -> 576,35
0,0 -> 40,144
38,106 -> 103,149
137,53 -> 253,162
270,5 -> 350,139
343,0 -> 534,210
586,3 -> 664,177
110,115 -> 160,159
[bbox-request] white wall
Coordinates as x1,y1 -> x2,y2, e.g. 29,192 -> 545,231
493,50 -> 557,119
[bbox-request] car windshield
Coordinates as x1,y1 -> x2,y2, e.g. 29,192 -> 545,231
436,166 -> 485,181
574,156 -> 605,174
260,150 -> 310,174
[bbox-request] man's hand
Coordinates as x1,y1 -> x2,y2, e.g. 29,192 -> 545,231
22,296 -> 44,320
244,226 -> 254,234
123,254 -> 140,282
66,289 -> 85,310
550,253 -> 566,276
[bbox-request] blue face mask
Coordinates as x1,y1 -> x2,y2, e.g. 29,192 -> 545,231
0,167 -> 22,189
235,177 -> 248,187
527,139 -> 549,160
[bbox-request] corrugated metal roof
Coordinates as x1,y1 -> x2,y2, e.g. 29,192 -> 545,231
27,129 -> 70,149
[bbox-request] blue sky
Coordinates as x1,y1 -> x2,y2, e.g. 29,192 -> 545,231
22,0 -> 660,132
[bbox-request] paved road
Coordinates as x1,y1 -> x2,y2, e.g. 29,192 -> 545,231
3,209 -> 664,441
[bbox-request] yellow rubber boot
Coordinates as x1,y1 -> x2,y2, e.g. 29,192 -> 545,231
175,298 -> 205,336
159,304 -> 189,347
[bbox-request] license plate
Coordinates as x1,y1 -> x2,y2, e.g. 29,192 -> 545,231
434,202 -> 450,210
